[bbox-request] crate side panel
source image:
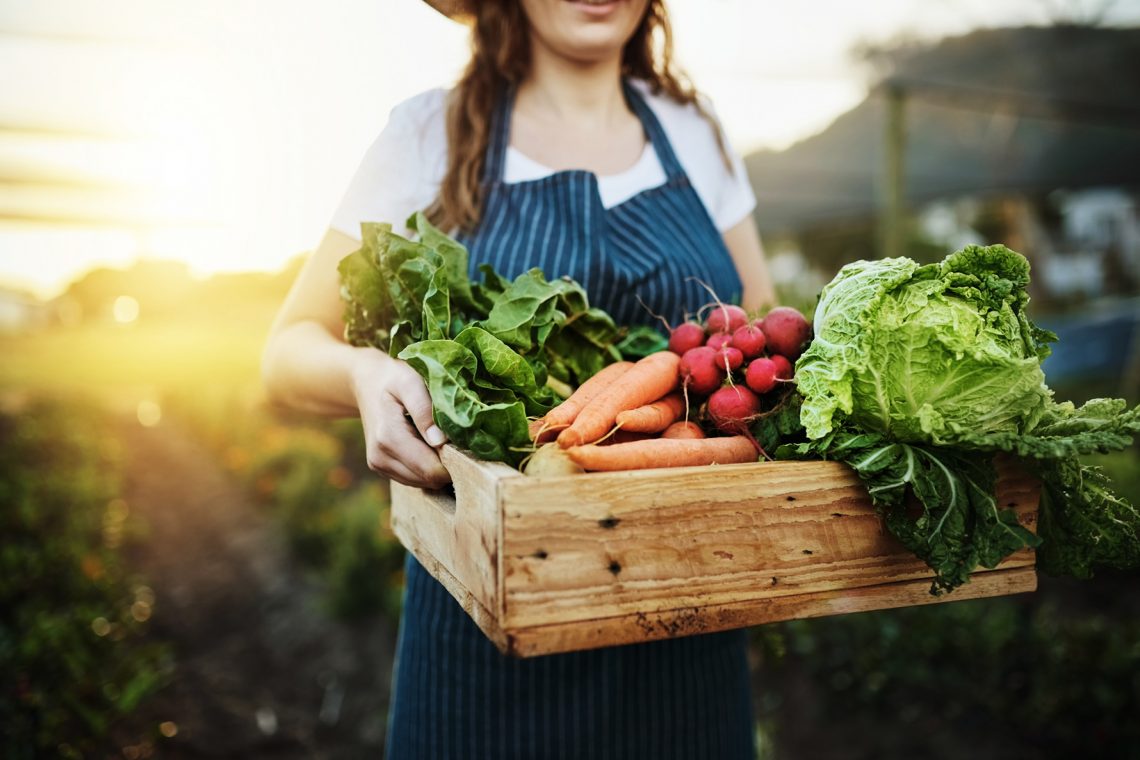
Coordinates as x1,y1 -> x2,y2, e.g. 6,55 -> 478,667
389,446 -> 508,616
499,459 -> 1039,628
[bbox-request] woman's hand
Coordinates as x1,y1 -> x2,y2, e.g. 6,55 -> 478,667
350,349 -> 452,489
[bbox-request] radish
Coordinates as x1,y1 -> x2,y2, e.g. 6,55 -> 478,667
707,385 -> 762,435
761,306 -> 812,360
730,323 -> 766,358
769,354 -> 794,380
745,357 -> 779,394
679,346 -> 725,396
717,346 -> 744,372
705,332 -> 732,351
706,303 -> 749,334
662,420 -> 706,440
668,322 -> 706,355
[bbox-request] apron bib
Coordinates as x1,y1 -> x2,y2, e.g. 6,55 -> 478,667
386,80 -> 754,760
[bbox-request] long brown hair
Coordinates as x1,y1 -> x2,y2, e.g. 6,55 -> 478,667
426,0 -> 730,233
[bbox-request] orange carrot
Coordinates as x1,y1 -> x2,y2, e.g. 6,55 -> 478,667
661,420 -> 706,440
564,435 -> 757,471
557,351 -> 681,448
614,392 -> 685,433
530,361 -> 633,443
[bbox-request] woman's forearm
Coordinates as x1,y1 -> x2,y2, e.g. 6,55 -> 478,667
261,319 -> 370,418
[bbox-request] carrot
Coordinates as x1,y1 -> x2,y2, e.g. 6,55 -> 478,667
615,392 -> 685,433
556,351 -> 681,448
661,420 -> 706,440
564,435 -> 757,471
530,361 -> 633,443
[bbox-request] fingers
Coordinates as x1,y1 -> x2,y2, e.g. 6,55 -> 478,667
360,397 -> 451,489
391,366 -> 448,448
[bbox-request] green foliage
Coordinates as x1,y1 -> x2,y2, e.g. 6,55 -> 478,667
339,212 -> 626,466
785,245 -> 1140,591
0,400 -> 169,756
753,577 -> 1140,758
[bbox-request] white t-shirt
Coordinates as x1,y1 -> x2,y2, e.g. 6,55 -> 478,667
330,80 -> 755,239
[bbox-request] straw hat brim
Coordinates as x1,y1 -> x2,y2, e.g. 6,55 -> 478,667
424,0 -> 474,21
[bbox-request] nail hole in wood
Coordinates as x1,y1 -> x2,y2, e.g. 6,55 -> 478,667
608,560 -> 622,575
533,549 -> 548,560
598,517 -> 621,529
802,549 -> 814,555
785,495 -> 796,502
771,577 -> 779,585
831,512 -> 845,518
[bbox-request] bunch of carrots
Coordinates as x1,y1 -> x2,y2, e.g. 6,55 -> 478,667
527,351 -> 758,473
524,302 -> 812,474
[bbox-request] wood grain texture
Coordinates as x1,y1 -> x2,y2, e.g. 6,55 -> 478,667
390,446 -> 519,620
389,446 -> 1041,658
500,566 -> 1038,657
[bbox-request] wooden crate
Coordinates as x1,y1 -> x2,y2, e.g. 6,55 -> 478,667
390,446 -> 1039,658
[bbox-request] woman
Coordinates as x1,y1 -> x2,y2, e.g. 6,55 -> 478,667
263,0 -> 775,756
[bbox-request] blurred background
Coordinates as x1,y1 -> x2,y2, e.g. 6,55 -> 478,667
1,0 -> 1138,758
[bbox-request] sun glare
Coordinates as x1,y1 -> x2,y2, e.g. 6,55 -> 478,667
112,295 -> 140,324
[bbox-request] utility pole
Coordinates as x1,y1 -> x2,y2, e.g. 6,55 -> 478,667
881,83 -> 907,259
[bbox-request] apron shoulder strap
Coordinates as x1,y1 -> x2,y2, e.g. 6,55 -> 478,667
482,84 -> 515,185
622,79 -> 687,182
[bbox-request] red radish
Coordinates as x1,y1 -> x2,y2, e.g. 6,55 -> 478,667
730,324 -> 767,358
745,358 -> 779,394
770,354 -> 794,380
707,385 -> 762,435
668,322 -> 706,355
761,306 -> 812,360
717,346 -> 744,372
706,303 -> 749,334
679,346 -> 725,396
705,332 -> 732,351
662,420 -> 706,439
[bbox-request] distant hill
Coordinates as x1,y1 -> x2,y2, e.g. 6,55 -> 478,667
745,26 -> 1140,233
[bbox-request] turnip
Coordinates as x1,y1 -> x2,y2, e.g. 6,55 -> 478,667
705,332 -> 732,351
706,303 -> 749,335
668,321 -> 706,355
707,385 -> 763,435
745,357 -> 779,394
761,306 -> 812,360
679,346 -> 725,396
730,323 -> 766,358
523,442 -> 585,477
769,354 -> 794,380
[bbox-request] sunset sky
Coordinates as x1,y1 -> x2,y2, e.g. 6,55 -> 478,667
2,0 -> 1138,298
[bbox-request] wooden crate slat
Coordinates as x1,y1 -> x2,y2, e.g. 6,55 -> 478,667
389,446 -> 1041,657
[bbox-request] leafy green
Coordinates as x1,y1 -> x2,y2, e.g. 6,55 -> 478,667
337,212 -> 626,466
616,325 -> 670,360
785,244 -> 1140,591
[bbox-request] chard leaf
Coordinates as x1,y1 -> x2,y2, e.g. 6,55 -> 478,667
478,269 -> 567,352
616,325 -> 669,360
453,326 -> 558,416
397,340 -> 531,466
408,212 -> 480,316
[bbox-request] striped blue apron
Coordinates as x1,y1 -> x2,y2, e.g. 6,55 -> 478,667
385,80 -> 755,760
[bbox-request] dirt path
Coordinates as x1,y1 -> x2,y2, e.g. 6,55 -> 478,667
111,411 -> 397,759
